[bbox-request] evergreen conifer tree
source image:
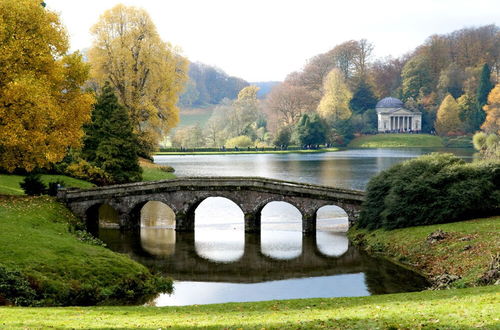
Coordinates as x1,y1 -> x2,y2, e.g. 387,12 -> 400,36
83,82 -> 142,184
349,80 -> 377,114
474,64 -> 493,129
477,64 -> 494,106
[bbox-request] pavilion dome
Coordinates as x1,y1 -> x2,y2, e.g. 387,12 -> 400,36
376,97 -> 404,109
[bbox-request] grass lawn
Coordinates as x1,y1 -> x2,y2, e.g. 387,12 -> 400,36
155,148 -> 339,156
0,196 -> 168,306
348,134 -> 444,148
139,159 -> 176,181
349,216 -> 500,287
177,107 -> 215,128
0,285 -> 498,329
0,162 -> 176,196
0,174 -> 93,195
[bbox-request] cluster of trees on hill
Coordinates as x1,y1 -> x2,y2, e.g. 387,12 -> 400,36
178,62 -> 249,107
176,26 -> 498,150
263,26 -> 499,144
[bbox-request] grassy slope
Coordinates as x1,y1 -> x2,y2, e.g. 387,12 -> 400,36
139,159 -> 176,181
348,134 -> 444,148
0,174 -> 93,195
0,162 -> 176,196
0,196 -> 156,304
177,107 -> 214,128
0,286 -> 498,329
349,217 -> 500,287
155,148 -> 339,156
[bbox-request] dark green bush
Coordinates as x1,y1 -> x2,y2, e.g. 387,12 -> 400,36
359,153 -> 500,229
0,265 -> 38,306
19,174 -> 46,196
47,180 -> 65,196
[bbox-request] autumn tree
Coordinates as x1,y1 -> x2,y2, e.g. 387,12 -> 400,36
82,83 -> 142,184
228,86 -> 261,137
435,94 -> 463,136
401,55 -> 433,100
171,125 -> 205,148
481,84 -> 500,134
437,63 -> 465,98
265,83 -> 314,127
0,0 -> 94,172
369,57 -> 405,99
317,69 -> 352,123
88,4 -> 188,156
457,93 -> 479,133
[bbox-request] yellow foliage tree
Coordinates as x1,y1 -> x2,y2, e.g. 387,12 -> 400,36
435,94 -> 463,136
0,0 -> 94,172
88,4 -> 189,155
481,84 -> 500,134
317,69 -> 352,123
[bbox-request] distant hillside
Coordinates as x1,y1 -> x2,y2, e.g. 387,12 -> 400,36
251,81 -> 281,99
179,62 -> 249,108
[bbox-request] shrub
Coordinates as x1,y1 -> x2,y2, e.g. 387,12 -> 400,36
47,180 -> 65,196
19,174 -> 46,195
359,153 -> 500,229
225,135 -> 253,148
65,159 -> 110,185
0,265 -> 38,306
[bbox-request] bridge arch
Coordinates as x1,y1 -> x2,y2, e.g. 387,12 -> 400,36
192,196 -> 245,263
260,201 -> 302,260
84,202 -> 120,235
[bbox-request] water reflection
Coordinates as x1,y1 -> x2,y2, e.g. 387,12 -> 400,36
194,197 -> 244,263
140,228 -> 176,257
98,204 -> 119,228
261,202 -> 302,260
154,148 -> 475,190
316,232 -> 349,257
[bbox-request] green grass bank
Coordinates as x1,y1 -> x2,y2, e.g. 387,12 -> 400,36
349,216 -> 500,288
0,286 -> 498,329
0,174 -> 93,195
0,196 -> 171,306
0,162 -> 176,196
348,134 -> 445,148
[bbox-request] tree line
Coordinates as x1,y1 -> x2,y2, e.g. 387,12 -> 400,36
175,26 -> 499,153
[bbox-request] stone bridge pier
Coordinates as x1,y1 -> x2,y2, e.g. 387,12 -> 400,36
58,177 -> 365,234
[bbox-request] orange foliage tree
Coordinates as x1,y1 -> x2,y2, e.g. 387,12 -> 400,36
0,0 -> 94,172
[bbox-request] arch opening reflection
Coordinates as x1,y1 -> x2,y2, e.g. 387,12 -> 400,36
140,201 -> 176,256
261,201 -> 302,260
194,197 -> 244,263
316,205 -> 349,257
98,204 -> 119,228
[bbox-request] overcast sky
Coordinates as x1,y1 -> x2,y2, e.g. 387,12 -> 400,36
46,0 -> 499,82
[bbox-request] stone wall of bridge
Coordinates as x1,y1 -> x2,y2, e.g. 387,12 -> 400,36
58,177 -> 365,234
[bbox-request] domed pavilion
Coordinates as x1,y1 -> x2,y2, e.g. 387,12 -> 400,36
376,97 -> 421,133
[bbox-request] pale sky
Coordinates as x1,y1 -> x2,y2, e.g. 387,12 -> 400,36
46,0 -> 499,82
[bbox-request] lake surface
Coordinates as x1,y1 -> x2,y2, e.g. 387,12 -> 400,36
99,148 -> 473,305
154,148 -> 475,190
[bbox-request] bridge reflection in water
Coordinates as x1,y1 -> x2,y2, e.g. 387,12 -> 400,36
97,198 -> 428,301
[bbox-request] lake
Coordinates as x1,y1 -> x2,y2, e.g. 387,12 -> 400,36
99,148 -> 474,305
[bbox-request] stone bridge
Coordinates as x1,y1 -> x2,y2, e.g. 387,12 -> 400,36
57,177 -> 365,234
